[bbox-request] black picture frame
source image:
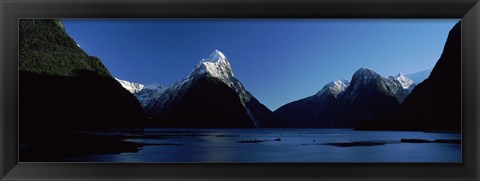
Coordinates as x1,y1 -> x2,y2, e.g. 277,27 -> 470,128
1,0 -> 479,180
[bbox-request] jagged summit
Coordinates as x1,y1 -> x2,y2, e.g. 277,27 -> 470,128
190,50 -> 235,80
145,50 -> 248,113
140,49 -> 279,128
391,73 -> 414,89
184,50 -> 251,105
316,79 -> 350,97
202,49 -> 228,63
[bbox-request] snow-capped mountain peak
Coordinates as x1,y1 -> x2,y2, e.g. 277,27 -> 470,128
316,79 -> 350,97
141,50 -> 267,128
202,49 -> 227,63
192,50 -> 235,80
329,79 -> 350,96
145,50 -> 250,110
332,79 -> 350,88
115,78 -> 144,94
392,73 -> 414,89
134,83 -> 166,107
184,50 -> 247,100
201,50 -> 250,99
114,78 -> 165,107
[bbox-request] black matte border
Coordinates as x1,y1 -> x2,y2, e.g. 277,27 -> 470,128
1,0 -> 479,180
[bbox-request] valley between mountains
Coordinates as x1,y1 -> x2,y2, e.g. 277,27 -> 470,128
20,19 -> 461,132
18,19 -> 461,162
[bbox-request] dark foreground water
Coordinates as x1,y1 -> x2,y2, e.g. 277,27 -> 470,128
79,129 -> 461,162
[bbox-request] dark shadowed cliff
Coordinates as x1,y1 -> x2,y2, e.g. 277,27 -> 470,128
19,19 -> 146,131
356,21 -> 461,131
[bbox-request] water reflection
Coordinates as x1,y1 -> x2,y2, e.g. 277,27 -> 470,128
85,129 -> 461,162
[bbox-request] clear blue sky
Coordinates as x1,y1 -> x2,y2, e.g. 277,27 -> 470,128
62,19 -> 459,111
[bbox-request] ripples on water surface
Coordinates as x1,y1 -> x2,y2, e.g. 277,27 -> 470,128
84,128 -> 461,162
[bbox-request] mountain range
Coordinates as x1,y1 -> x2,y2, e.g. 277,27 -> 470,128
117,52 -> 431,129
273,68 -> 425,128
21,19 -> 458,131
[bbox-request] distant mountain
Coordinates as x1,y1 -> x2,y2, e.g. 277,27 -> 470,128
115,78 -> 144,94
134,83 -> 166,107
334,68 -> 403,127
275,80 -> 349,128
391,73 -> 414,89
407,68 -> 433,84
384,73 -> 414,102
19,19 -> 146,131
357,21 -> 461,131
113,78 -> 166,107
143,50 -> 280,128
275,68 -> 414,128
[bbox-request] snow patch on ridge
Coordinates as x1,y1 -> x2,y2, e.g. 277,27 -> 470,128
115,78 -> 166,107
316,79 -> 350,98
392,73 -> 414,89
115,78 -> 144,94
135,83 -> 166,107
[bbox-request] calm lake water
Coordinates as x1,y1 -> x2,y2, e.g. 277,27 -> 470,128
84,128 -> 461,162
